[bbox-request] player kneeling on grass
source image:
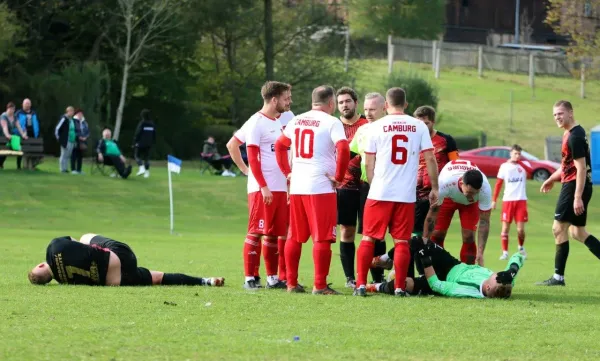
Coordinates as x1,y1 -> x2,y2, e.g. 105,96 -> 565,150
28,234 -> 224,287
368,239 -> 524,298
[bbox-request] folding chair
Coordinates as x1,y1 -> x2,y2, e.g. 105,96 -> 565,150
199,156 -> 216,175
90,154 -> 111,176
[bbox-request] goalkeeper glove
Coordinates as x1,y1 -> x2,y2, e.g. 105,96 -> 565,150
496,270 -> 516,285
418,248 -> 433,269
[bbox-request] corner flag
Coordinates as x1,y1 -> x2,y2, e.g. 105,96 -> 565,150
167,155 -> 182,233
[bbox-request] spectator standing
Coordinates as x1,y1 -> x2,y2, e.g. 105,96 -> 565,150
133,109 -> 156,178
0,101 -> 27,169
71,108 -> 90,174
55,106 -> 76,173
15,98 -> 40,138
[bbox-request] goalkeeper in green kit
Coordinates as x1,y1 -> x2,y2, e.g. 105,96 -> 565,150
368,238 -> 524,298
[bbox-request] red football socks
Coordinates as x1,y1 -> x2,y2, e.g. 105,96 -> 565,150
356,240 -> 375,287
460,242 -> 477,264
501,233 -> 509,252
278,238 -> 286,281
313,242 -> 333,290
285,239 -> 302,288
393,242 -> 410,291
244,235 -> 260,277
262,237 -> 279,277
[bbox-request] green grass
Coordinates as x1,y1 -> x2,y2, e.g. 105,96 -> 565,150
351,59 -> 600,157
1,160 -> 600,360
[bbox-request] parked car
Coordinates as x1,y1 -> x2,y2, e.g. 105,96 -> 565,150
458,146 -> 560,182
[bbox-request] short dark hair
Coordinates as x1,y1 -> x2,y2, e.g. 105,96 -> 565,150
494,284 -> 513,299
312,85 -> 335,105
386,87 -> 406,107
336,87 -> 358,103
261,81 -> 292,101
463,169 -> 483,190
554,100 -> 573,111
414,106 -> 436,122
6,102 -> 15,109
74,108 -> 83,115
511,144 -> 522,152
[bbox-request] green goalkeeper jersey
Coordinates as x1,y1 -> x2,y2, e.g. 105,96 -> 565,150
427,253 -> 525,298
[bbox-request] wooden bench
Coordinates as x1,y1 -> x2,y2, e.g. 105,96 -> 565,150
0,136 -> 45,169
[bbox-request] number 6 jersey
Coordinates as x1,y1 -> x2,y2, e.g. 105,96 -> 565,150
283,109 -> 347,195
364,114 -> 433,202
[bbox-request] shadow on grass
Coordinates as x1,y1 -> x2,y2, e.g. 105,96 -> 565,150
512,292 -> 600,305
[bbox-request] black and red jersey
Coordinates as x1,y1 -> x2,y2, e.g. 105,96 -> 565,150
561,125 -> 591,183
339,115 -> 369,190
417,130 -> 458,199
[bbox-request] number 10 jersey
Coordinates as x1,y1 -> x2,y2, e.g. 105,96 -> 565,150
283,109 -> 347,195
364,114 -> 433,203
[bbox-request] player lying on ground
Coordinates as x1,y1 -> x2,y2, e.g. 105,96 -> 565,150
367,238 -> 524,298
28,234 -> 225,287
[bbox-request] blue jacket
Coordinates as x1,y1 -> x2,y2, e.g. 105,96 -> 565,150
15,109 -> 40,138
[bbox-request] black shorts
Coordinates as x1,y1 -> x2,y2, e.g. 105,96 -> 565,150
412,239 -> 460,280
90,235 -> 152,286
337,188 -> 361,227
357,182 -> 370,234
413,198 -> 430,234
555,181 -> 593,227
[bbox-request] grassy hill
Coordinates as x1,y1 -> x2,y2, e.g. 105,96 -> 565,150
350,59 -> 600,158
2,161 -> 600,360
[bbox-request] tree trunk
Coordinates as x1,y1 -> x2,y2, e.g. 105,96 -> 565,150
113,3 -> 133,141
264,0 -> 274,80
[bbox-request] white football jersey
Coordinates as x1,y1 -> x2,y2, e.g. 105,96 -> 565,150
497,161 -> 528,201
365,114 -> 433,202
279,111 -> 295,129
438,160 -> 492,211
237,112 -> 287,193
283,109 -> 347,195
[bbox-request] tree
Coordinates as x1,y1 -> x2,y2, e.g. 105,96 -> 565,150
0,3 -> 21,63
264,0 -> 274,80
348,0 -> 445,40
107,0 -> 180,140
546,0 -> 600,66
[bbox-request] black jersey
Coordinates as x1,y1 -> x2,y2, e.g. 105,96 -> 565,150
46,237 -> 111,285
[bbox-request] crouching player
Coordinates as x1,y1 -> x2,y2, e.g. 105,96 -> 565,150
369,239 -> 525,298
28,234 -> 225,287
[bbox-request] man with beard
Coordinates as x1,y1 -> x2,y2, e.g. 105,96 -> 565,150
226,81 -> 292,290
335,87 -> 369,288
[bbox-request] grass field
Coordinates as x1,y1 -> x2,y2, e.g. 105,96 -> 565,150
1,159 -> 600,361
351,59 -> 600,156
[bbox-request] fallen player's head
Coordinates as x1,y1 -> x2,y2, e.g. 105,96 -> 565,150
28,262 -> 53,285
484,273 -> 513,299
461,169 -> 484,198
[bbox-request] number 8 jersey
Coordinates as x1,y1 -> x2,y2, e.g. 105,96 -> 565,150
283,109 -> 347,195
365,114 -> 433,202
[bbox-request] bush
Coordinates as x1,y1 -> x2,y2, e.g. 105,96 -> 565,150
454,136 -> 480,151
385,71 -> 439,116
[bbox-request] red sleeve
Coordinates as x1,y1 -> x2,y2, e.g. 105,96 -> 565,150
335,140 -> 350,182
492,178 -> 504,202
247,145 -> 267,188
275,135 -> 292,177
517,160 -> 533,177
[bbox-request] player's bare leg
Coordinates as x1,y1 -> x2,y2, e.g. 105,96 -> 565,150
499,221 -> 511,260
263,236 -> 286,289
460,229 -> 477,265
569,225 -> 600,260
243,233 -> 262,289
340,225 -> 357,288
150,271 -> 224,287
516,222 -> 527,258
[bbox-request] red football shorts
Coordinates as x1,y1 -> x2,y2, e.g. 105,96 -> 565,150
362,199 -> 415,240
247,191 -> 289,237
434,198 -> 480,232
287,193 -> 337,243
501,200 -> 528,223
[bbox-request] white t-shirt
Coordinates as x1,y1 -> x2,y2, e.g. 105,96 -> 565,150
279,111 -> 295,129
283,109 -> 347,195
365,114 -> 433,203
497,161 -> 528,201
438,160 -> 492,211
236,112 -> 287,193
